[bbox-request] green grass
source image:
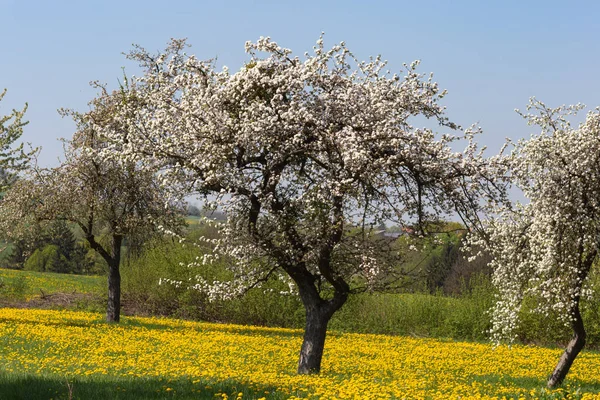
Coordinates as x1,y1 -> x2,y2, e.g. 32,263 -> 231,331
0,372 -> 281,400
0,373 -> 280,400
0,268 -> 104,300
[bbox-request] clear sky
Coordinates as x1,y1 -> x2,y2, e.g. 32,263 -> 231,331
2,0 -> 599,167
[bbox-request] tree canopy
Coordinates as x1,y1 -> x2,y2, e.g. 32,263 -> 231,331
91,36 -> 505,373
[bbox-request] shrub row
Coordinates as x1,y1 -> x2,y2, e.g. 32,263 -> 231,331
119,236 -> 600,348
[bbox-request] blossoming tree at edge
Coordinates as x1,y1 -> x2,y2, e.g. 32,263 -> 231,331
479,99 -> 600,388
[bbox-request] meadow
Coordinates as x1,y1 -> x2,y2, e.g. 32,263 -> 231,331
1,307 -> 600,399
0,268 -> 104,301
1,266 -> 600,399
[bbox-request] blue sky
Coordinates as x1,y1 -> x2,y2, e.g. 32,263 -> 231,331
2,0 -> 599,166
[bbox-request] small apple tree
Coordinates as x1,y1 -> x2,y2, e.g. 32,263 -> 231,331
96,36 -> 505,373
0,89 -> 183,322
481,99 -> 600,387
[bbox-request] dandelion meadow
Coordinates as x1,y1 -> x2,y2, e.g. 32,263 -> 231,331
0,308 -> 599,399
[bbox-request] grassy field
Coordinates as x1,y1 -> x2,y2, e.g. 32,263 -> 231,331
1,268 -> 600,398
1,308 -> 600,399
0,268 -> 104,301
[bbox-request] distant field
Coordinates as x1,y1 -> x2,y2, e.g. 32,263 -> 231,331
0,308 -> 600,399
185,216 -> 201,224
0,268 -> 104,300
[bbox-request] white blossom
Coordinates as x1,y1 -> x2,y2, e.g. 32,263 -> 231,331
94,35 -> 505,330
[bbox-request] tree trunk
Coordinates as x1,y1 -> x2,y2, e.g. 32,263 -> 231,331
297,303 -> 331,374
84,231 -> 124,323
547,301 -> 586,388
106,260 -> 121,323
106,235 -> 123,323
295,281 -> 348,374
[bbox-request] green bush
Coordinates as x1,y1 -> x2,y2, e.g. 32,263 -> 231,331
121,236 -> 305,327
23,248 -> 45,272
121,231 -> 600,348
9,220 -> 106,274
123,237 -> 497,340
24,245 -> 70,273
328,283 -> 494,342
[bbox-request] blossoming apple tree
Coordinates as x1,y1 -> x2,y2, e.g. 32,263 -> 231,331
481,99 -> 600,387
0,89 -> 183,322
95,36 -> 505,373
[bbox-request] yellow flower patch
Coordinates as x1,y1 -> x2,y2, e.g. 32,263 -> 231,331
0,308 -> 599,399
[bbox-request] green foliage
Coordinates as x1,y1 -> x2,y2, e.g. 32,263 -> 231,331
329,276 -> 495,341
121,225 -> 495,338
186,204 -> 202,217
121,237 -> 199,316
121,239 -> 600,348
46,220 -> 77,261
10,220 -> 106,274
23,243 -> 84,274
0,241 -> 24,269
24,245 -> 64,273
22,247 -> 44,272
73,240 -> 107,275
424,236 -> 461,293
510,267 -> 600,348
121,234 -> 305,327
1,229 -> 48,270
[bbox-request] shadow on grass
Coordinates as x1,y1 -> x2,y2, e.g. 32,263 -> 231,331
0,316 -> 102,329
0,373 -> 286,400
0,310 -> 304,345
118,317 -> 305,339
471,374 -> 600,397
